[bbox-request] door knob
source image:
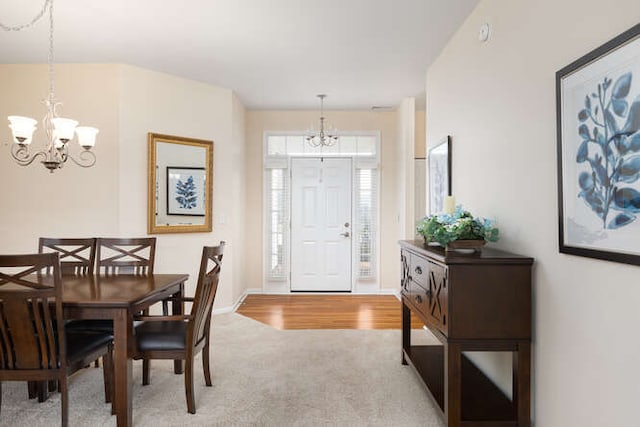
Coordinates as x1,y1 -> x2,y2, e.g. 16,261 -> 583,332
344,222 -> 350,228
340,231 -> 350,238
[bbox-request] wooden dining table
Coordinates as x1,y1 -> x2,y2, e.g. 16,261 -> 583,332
60,273 -> 189,427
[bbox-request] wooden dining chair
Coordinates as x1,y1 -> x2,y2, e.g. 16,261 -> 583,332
38,238 -> 96,276
132,242 -> 224,414
66,237 -> 158,379
67,237 -> 158,335
96,237 -> 156,275
0,253 -> 113,426
39,237 -> 106,373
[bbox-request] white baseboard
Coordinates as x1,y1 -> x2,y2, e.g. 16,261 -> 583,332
212,306 -> 236,315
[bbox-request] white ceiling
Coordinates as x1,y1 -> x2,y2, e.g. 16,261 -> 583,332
0,0 -> 478,110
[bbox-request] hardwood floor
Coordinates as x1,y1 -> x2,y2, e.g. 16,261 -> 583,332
236,294 -> 423,330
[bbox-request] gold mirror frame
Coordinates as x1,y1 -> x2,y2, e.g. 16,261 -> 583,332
147,133 -> 213,234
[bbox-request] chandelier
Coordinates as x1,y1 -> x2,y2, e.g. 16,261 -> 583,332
306,94 -> 338,147
3,0 -> 98,172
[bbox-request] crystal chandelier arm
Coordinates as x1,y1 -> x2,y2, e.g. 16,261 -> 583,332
305,94 -> 338,148
10,145 -> 48,167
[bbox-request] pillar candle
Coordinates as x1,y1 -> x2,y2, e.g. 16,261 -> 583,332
444,196 -> 456,214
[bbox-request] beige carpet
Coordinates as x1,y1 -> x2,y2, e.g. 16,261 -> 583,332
0,313 -> 443,426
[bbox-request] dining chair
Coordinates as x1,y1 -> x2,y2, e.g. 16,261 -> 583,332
39,237 -> 108,373
38,237 -> 97,276
96,237 -> 156,275
67,237 -> 158,337
66,237 -> 159,380
0,253 -> 113,426
132,241 -> 224,414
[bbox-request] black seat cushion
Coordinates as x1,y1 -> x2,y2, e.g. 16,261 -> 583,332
65,319 -> 143,333
65,319 -> 114,332
135,321 -> 187,352
65,330 -> 113,366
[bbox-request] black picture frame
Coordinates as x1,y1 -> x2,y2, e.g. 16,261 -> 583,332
556,23 -> 640,265
428,135 -> 452,215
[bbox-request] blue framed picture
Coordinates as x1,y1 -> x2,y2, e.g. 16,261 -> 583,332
557,23 -> 640,265
166,167 -> 206,216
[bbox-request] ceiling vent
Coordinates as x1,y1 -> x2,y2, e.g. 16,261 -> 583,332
371,106 -> 394,111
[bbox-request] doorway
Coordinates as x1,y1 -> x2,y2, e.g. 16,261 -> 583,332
290,157 -> 352,291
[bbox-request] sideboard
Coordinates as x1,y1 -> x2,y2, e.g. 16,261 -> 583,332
399,240 -> 533,427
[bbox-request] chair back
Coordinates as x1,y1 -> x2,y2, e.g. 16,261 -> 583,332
39,237 -> 96,276
187,242 -> 224,350
0,253 -> 66,374
96,237 -> 156,275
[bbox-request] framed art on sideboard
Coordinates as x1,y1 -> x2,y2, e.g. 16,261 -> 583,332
428,135 -> 452,215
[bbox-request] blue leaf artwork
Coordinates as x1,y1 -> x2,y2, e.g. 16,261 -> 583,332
576,71 -> 640,230
175,176 -> 198,209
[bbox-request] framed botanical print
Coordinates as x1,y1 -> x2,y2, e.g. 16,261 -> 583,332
166,166 -> 207,216
557,23 -> 640,265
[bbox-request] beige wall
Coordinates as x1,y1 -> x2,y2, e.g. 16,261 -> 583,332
397,98 -> 416,239
244,110 -> 400,291
0,64 -> 246,310
0,64 -> 120,246
231,93 -> 247,304
426,1 -> 640,425
118,65 -> 245,308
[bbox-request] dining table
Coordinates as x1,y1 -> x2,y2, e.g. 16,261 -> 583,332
60,273 -> 189,427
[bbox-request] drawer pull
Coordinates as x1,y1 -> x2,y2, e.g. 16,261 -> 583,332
414,266 -> 423,275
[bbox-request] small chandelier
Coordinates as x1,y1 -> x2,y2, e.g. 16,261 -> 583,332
4,0 -> 98,172
306,94 -> 338,147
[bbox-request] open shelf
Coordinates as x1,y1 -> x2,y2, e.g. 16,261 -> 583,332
405,346 -> 444,410
405,345 -> 516,423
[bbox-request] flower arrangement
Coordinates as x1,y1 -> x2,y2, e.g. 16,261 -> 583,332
416,206 -> 500,246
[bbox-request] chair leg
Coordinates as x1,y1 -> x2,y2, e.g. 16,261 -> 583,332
103,344 -> 113,404
37,381 -> 48,402
28,381 -> 36,399
142,359 -> 150,385
60,377 -> 68,427
185,356 -> 195,414
202,342 -> 212,387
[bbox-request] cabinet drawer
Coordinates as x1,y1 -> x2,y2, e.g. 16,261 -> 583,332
407,280 -> 430,318
410,253 -> 429,288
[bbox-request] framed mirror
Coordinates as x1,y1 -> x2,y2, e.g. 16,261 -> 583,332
428,135 -> 451,214
147,133 -> 213,234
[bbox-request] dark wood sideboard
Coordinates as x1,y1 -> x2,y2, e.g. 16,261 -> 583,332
399,240 -> 533,427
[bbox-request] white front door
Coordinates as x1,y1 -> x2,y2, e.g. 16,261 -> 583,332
290,157 -> 352,291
